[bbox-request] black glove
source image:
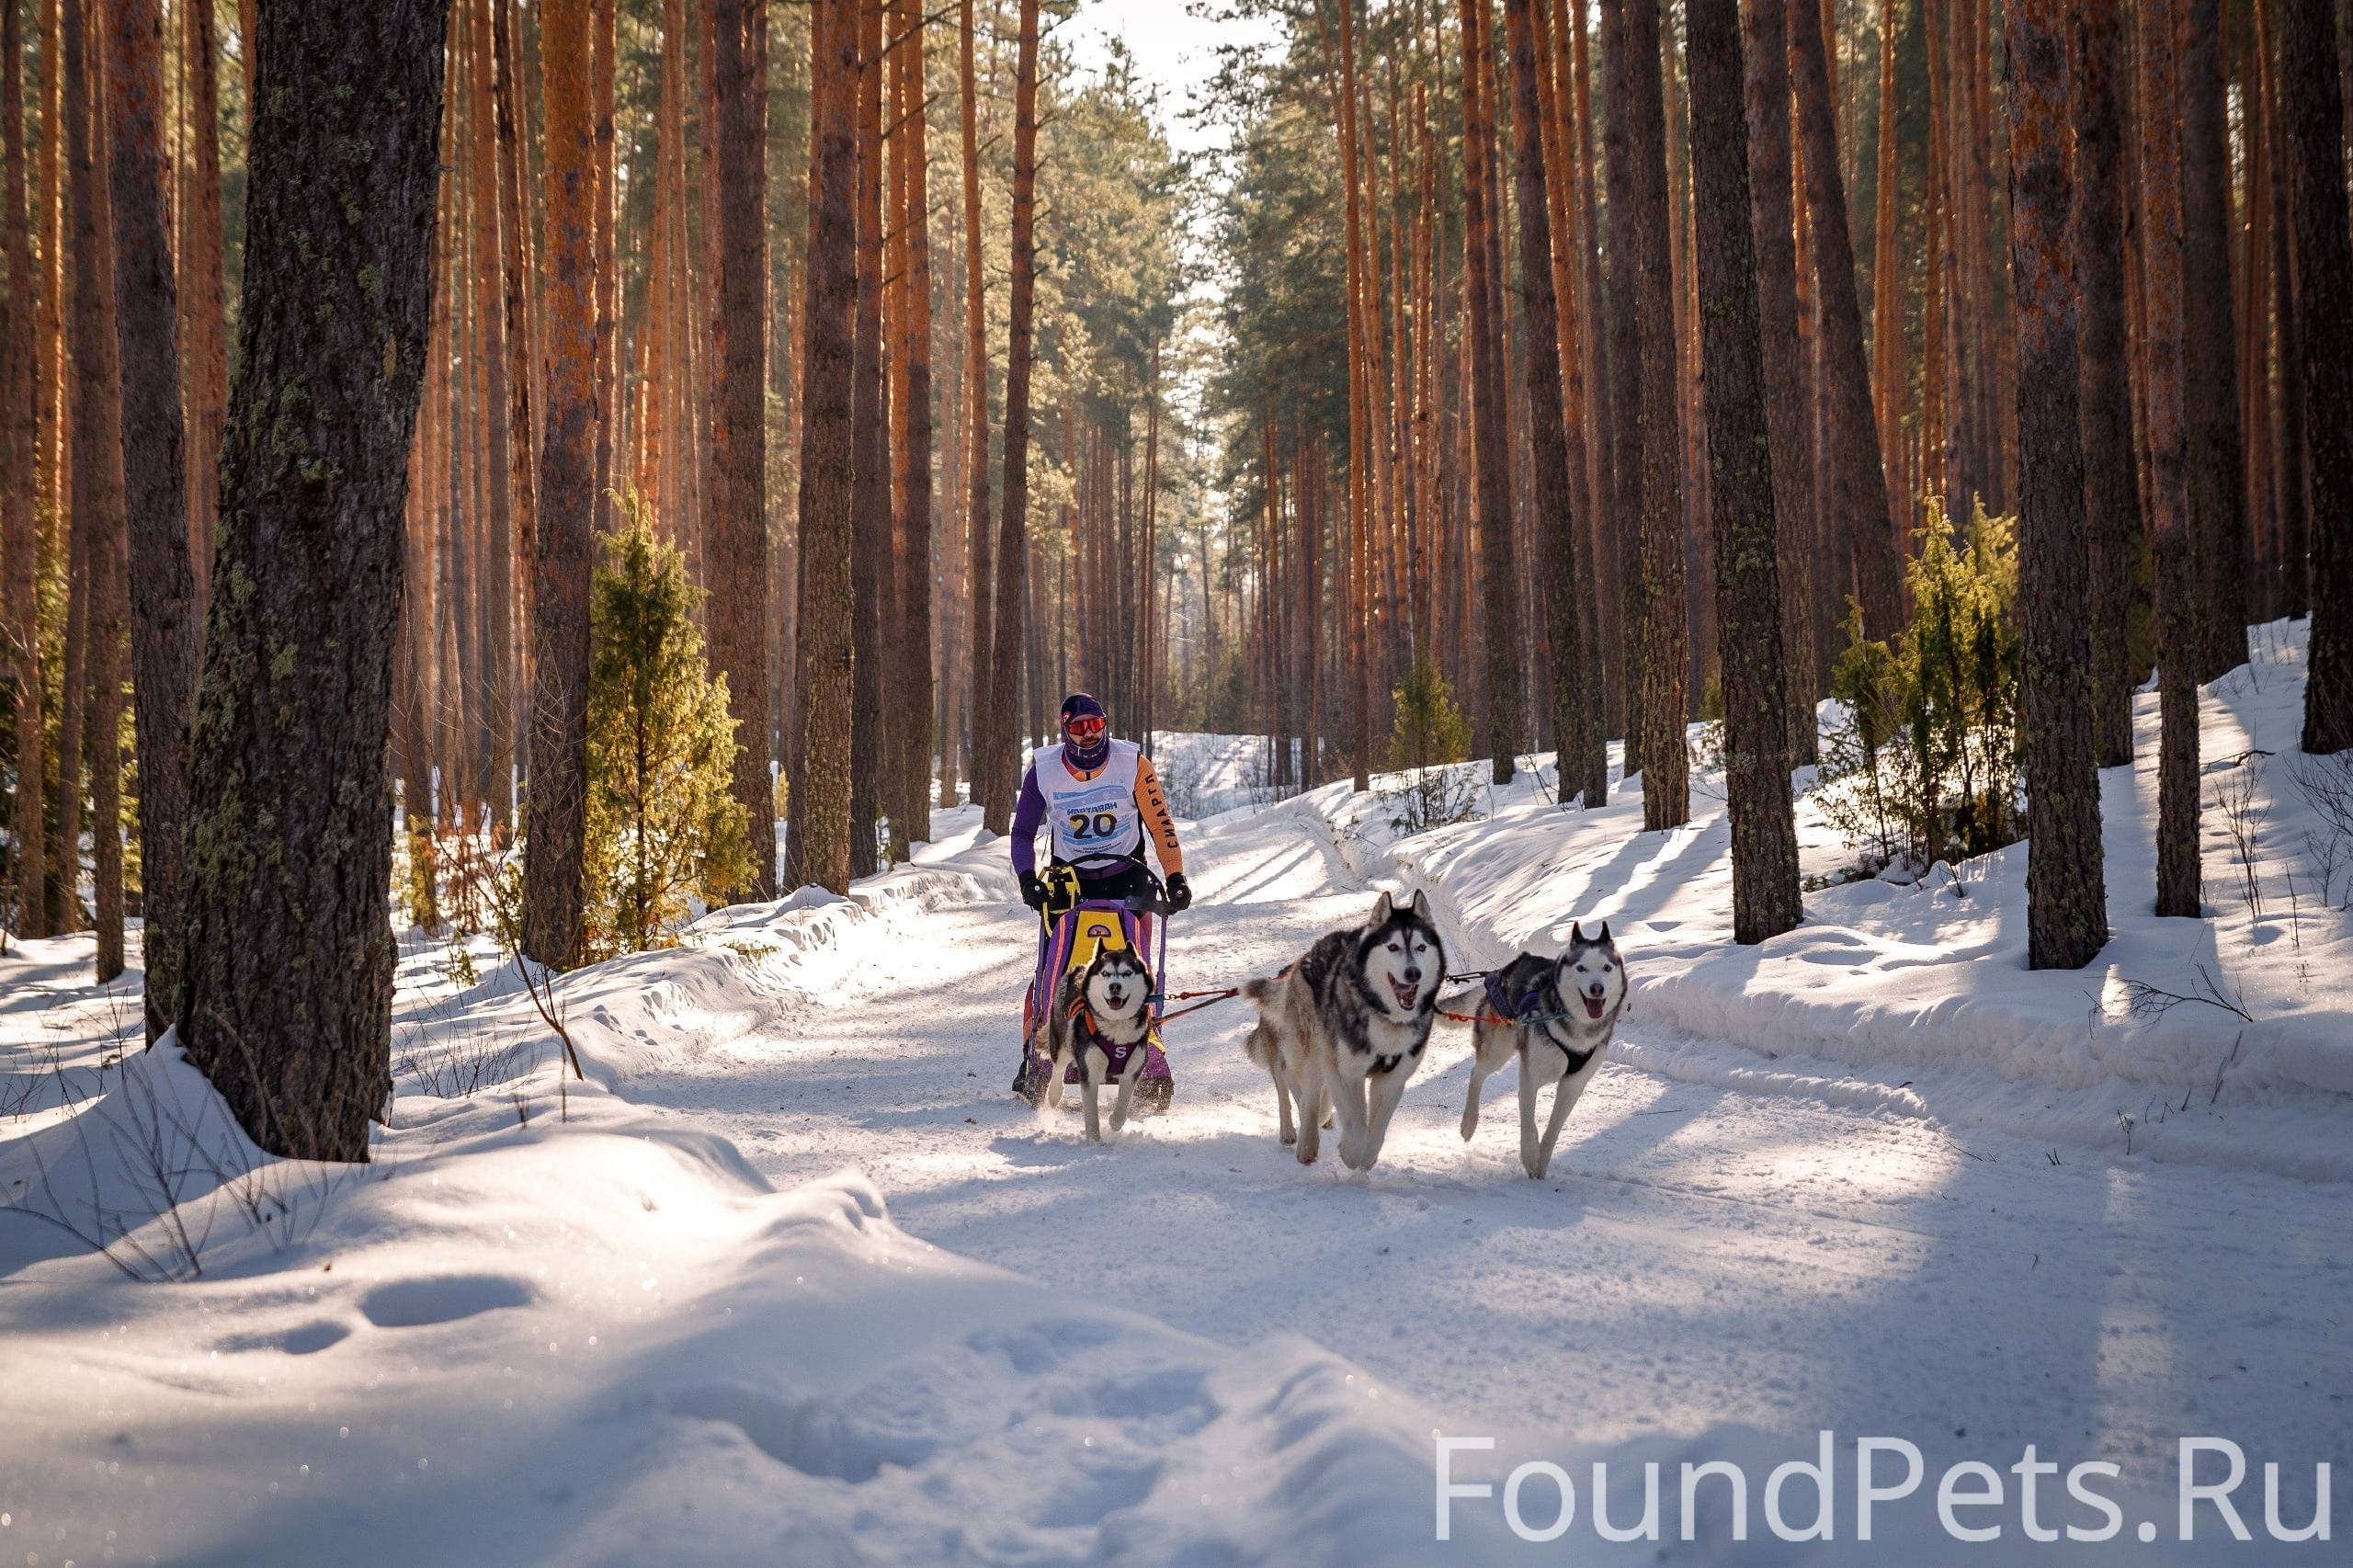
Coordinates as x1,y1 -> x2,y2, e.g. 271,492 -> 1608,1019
1165,872 -> 1193,914
1019,871 -> 1048,911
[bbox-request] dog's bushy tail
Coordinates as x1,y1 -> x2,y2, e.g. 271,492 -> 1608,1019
1240,975 -> 1281,1006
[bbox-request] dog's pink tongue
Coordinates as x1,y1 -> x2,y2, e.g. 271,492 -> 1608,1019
1585,994 -> 1605,1019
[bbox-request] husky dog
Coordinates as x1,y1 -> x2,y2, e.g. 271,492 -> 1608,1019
1458,923 -> 1627,1179
1043,947 -> 1156,1141
1242,890 -> 1445,1170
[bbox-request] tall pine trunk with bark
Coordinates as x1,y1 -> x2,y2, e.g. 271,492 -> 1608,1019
522,0 -> 599,963
2,0 -> 40,939
2140,0 -> 2200,916
106,0 -> 201,1040
958,0 -> 992,812
786,0 -> 858,892
1687,0 -> 1799,942
65,0 -> 131,983
1616,0 -> 1689,828
2071,0 -> 2140,767
1502,0 -> 1593,802
2178,0 -> 2247,681
980,0 -> 1040,833
1787,0 -> 1901,642
1740,0 -> 1819,767
2282,0 -> 2353,753
2009,0 -> 2106,968
710,0 -> 773,894
177,0 -> 448,1160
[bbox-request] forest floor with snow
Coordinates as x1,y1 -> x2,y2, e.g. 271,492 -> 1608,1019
3,622 -> 2347,1565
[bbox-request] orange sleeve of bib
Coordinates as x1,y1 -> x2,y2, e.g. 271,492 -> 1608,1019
1131,756 -> 1185,875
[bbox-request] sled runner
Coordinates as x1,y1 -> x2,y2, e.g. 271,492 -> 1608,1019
1015,852 -> 1176,1111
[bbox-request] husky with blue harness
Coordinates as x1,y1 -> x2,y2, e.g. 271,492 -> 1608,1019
1010,695 -> 1192,1113
1457,925 -> 1629,1179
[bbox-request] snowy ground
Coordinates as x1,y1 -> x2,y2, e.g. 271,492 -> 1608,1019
3,626 -> 2347,1564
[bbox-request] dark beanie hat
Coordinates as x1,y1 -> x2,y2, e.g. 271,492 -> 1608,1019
1061,692 -> 1106,723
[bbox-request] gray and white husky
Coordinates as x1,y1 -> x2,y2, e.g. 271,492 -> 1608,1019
1043,947 -> 1156,1142
1242,890 -> 1445,1171
1458,923 -> 1628,1179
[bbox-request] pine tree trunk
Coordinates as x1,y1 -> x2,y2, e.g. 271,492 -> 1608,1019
2280,0 -> 2352,752
979,0 -> 1039,833
895,7 -> 938,848
847,0 -> 885,869
176,0 -> 448,1160
496,0 -> 539,723
2010,0 -> 2108,968
1613,0 -> 1690,827
2258,0 -> 2303,619
786,0 -> 858,891
104,0 -> 201,1036
1788,0 -> 1902,642
1456,0 -> 1520,783
521,0 -> 598,963
2071,0 -> 2141,768
959,0 -> 993,814
1503,0 -> 1593,804
2178,0 -> 2248,680
2140,0 -> 2201,916
2,0 -> 40,939
710,0 -> 773,894
1600,0 -> 1645,778
64,0 -> 129,979
178,0 -> 225,619
466,0 -> 514,825
1741,0 -> 1820,767
1688,0 -> 1800,942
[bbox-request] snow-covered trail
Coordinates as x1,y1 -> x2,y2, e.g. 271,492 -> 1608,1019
615,802 -> 2348,1487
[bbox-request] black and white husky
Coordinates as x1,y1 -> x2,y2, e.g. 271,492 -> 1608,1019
1458,923 -> 1628,1179
1043,947 -> 1156,1142
1242,890 -> 1445,1171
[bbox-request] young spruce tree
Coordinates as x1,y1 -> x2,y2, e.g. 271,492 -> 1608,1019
581,499 -> 754,961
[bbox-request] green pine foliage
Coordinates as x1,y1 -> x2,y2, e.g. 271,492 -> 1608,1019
1389,655 -> 1472,772
1819,497 -> 2022,874
578,494 -> 752,962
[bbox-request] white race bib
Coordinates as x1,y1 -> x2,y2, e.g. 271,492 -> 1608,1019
1039,740 -> 1142,863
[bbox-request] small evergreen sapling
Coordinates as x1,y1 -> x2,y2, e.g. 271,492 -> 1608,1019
579,496 -> 754,960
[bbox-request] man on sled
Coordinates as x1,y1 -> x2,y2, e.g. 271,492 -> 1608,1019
1009,694 -> 1193,1110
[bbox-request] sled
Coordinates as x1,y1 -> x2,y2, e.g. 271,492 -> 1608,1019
1014,852 -> 1176,1110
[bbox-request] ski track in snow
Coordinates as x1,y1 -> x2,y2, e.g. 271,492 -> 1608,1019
610,804 -> 2349,1489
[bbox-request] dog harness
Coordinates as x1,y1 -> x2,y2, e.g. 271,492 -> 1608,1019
1485,968 -> 1599,1065
1064,999 -> 1156,1079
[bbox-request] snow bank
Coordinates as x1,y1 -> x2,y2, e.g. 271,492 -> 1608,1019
1292,619 -> 2353,1176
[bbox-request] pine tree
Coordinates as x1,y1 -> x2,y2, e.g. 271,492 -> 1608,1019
522,0 -> 599,963
105,0 -> 201,1038
979,0 -> 1040,833
581,500 -> 752,960
1742,0 -> 1821,767
2140,0 -> 2201,917
2178,0 -> 2247,680
2281,0 -> 2353,754
1788,0 -> 1902,642
786,0 -> 858,892
2,0 -> 40,939
2070,0 -> 2140,767
2008,0 -> 2106,968
1686,0 -> 1799,943
710,0 -> 773,895
177,0 -> 449,1160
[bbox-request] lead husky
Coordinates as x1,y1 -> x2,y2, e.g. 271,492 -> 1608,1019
1242,890 -> 1445,1170
1043,947 -> 1156,1142
1458,924 -> 1627,1179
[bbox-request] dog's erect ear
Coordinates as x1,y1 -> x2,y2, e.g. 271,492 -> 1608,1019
1370,891 -> 1395,925
1409,889 -> 1431,919
1570,921 -> 1586,945
1597,921 -> 1612,946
